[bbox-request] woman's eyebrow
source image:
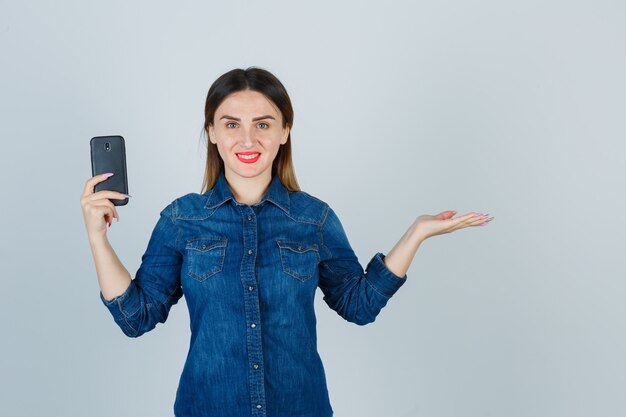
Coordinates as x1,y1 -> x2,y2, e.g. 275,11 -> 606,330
219,114 -> 276,121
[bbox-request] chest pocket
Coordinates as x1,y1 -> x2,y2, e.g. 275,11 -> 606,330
276,240 -> 320,282
185,237 -> 228,282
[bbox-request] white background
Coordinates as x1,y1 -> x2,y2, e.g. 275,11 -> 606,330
1,1 -> 625,416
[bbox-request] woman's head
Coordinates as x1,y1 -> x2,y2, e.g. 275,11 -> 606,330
201,67 -> 300,193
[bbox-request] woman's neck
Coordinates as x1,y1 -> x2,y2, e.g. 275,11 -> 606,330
224,171 -> 272,206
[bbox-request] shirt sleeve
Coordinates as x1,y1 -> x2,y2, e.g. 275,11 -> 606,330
317,204 -> 407,326
99,201 -> 184,337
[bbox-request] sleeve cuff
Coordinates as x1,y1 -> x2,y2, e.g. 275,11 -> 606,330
99,280 -> 142,319
364,252 -> 407,298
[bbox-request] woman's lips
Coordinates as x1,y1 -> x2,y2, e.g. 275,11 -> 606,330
236,153 -> 261,164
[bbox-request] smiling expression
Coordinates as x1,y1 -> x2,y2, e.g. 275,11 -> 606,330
208,89 -> 290,181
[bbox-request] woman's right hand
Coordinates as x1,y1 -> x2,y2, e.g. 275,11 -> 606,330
80,173 -> 128,239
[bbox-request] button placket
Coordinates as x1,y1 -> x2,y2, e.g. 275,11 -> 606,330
239,205 -> 266,415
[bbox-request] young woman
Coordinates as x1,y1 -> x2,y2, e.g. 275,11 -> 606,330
80,67 -> 493,417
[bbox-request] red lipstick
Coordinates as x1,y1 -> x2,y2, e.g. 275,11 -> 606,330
236,152 -> 261,164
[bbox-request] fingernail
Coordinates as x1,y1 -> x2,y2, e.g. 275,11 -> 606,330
121,194 -> 132,198
102,173 -> 114,178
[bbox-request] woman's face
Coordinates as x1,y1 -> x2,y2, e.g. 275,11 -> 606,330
208,89 -> 289,182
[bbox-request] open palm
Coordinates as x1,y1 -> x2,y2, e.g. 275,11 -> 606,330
415,210 -> 493,240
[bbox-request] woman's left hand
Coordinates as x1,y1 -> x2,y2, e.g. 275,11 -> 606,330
412,210 -> 493,241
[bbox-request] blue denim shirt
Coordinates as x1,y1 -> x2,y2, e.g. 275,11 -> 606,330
100,170 -> 407,417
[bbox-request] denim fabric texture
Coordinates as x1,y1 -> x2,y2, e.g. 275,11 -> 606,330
100,170 -> 408,417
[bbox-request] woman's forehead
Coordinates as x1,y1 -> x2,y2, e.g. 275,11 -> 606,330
217,90 -> 279,116
218,90 -> 278,112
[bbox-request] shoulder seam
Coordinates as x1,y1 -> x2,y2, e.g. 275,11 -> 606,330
298,190 -> 326,205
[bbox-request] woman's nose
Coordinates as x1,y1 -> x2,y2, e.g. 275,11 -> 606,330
239,128 -> 257,147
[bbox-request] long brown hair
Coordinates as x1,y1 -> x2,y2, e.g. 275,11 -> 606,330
200,67 -> 300,194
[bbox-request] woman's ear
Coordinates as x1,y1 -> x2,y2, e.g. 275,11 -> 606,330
281,125 -> 290,145
208,124 -> 216,144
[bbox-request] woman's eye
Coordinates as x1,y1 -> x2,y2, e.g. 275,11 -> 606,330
225,122 -> 268,128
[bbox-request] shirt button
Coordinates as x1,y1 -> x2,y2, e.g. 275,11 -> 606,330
250,323 -> 256,328
248,249 -> 253,255
297,246 -> 302,251
253,364 -> 259,369
256,404 -> 262,409
247,215 -> 252,221
248,286 -> 254,291
201,245 -> 207,250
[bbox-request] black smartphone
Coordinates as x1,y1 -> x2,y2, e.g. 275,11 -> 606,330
90,135 -> 129,206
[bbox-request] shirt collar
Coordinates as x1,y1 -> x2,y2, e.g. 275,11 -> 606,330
204,170 -> 290,214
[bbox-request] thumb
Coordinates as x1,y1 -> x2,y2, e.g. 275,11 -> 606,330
438,210 -> 457,219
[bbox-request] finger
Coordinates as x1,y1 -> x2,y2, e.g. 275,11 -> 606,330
103,208 -> 116,227
463,214 -> 492,229
447,213 -> 487,231
89,199 -> 120,222
89,199 -> 119,220
88,204 -> 117,225
104,206 -> 116,225
84,190 -> 129,203
453,212 -> 481,223
81,173 -> 115,198
81,191 -> 124,209
104,211 -> 112,228
480,217 -> 494,226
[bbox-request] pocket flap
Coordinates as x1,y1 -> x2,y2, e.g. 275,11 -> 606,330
276,240 -> 319,254
186,237 -> 228,252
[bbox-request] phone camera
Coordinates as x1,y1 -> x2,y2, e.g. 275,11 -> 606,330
105,142 -> 111,151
